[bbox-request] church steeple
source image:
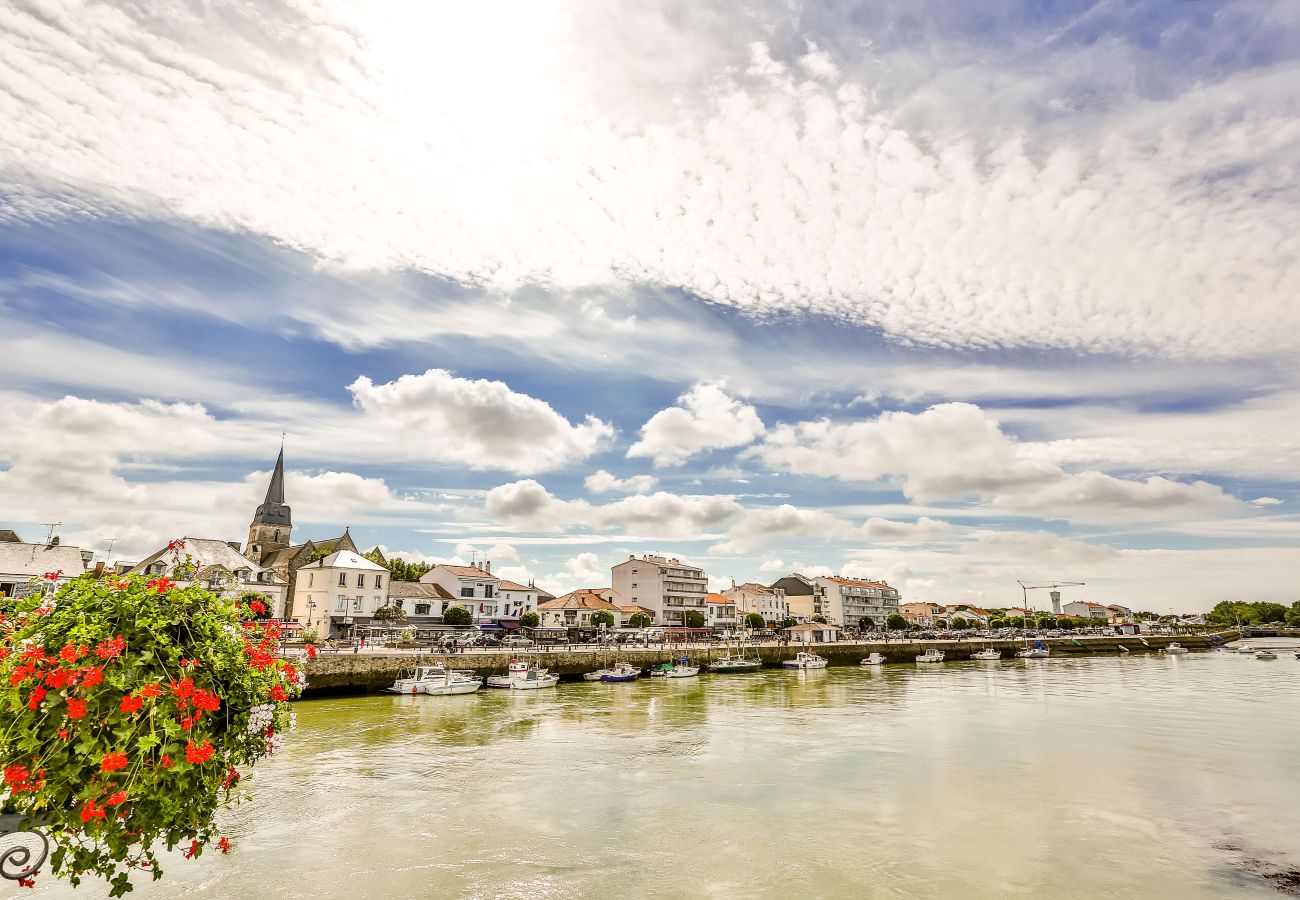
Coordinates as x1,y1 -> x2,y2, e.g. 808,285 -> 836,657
246,444 -> 292,561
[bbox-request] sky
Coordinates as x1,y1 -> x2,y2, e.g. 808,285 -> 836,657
1,0 -> 1297,612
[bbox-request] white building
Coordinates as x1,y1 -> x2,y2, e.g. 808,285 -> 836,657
768,574 -> 829,622
420,563 -> 502,623
946,605 -> 991,626
723,582 -> 788,625
1105,604 -> 1134,623
813,576 -> 902,628
1063,600 -> 1108,620
0,535 -> 90,598
291,550 -> 388,638
706,592 -> 739,632
610,554 -> 709,626
130,537 -> 287,616
495,579 -> 542,621
537,588 -> 621,628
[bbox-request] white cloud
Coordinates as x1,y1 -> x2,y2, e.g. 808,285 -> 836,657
710,503 -> 951,554
758,558 -> 786,572
484,480 -> 742,538
628,383 -> 765,467
584,470 -> 658,495
754,403 -> 1240,522
349,369 -> 613,474
1250,497 -> 1283,506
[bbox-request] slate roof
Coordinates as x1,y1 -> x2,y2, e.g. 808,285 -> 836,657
129,538 -> 283,583
0,529 -> 23,543
0,542 -> 89,578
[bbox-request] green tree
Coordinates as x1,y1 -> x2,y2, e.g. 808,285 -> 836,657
886,613 -> 908,630
372,605 -> 407,621
1057,617 -> 1076,630
1255,602 -> 1288,623
951,617 -> 971,630
1285,603 -> 1300,627
744,612 -> 767,630
812,614 -> 828,624
683,610 -> 706,628
1037,616 -> 1058,629
858,616 -> 874,631
442,605 -> 472,626
520,611 -> 540,628
591,609 -> 616,629
628,612 -> 652,628
779,617 -> 799,629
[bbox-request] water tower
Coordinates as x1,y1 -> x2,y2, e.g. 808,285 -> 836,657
1050,590 -> 1061,615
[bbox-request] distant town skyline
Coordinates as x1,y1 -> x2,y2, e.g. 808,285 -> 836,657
1,1 -> 1297,612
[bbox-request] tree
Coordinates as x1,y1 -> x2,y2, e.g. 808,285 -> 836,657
989,618 -> 1008,630
683,610 -> 706,628
1037,616 -> 1058,630
1255,602 -> 1288,623
1285,603 -> 1300,627
591,609 -> 616,629
1057,617 -> 1077,631
811,614 -> 828,624
442,605 -> 472,626
744,612 -> 766,630
627,612 -> 652,628
951,617 -> 971,630
779,617 -> 799,629
886,613 -> 908,630
520,611 -> 540,628
858,616 -> 874,631
372,605 -> 407,621
0,561 -> 301,894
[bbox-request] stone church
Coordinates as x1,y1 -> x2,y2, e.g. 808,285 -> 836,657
244,446 -> 359,616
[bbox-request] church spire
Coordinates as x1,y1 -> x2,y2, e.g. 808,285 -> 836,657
264,445 -> 286,506
251,445 -> 292,528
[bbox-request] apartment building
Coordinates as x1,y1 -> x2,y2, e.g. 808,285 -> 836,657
813,576 -> 902,628
610,554 -> 709,626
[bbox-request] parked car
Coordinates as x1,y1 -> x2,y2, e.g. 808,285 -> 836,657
500,636 -> 534,647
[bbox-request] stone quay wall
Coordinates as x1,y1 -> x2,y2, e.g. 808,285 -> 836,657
296,632 -> 1229,696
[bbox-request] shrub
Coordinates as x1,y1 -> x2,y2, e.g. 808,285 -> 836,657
683,610 -> 705,628
627,613 -> 651,629
886,614 -> 908,630
442,606 -> 472,627
743,612 -> 766,630
0,546 -> 303,896
519,611 -> 540,628
372,605 -> 407,622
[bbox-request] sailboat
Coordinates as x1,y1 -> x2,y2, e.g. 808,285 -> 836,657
1016,608 -> 1050,659
710,637 -> 762,672
782,650 -> 828,669
664,655 -> 700,678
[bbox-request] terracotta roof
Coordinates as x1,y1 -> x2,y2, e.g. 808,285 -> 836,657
825,576 -> 891,589
706,592 -> 734,605
617,604 -> 655,615
736,582 -> 774,593
538,589 -> 618,611
438,564 -> 496,580
496,579 -> 533,592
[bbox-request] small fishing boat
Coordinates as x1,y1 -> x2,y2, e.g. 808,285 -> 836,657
783,651 -> 828,670
972,648 -> 1001,661
710,654 -> 762,673
1162,643 -> 1189,655
664,663 -> 700,678
1236,645 -> 1255,654
486,658 -> 560,689
600,662 -> 641,682
1016,647 -> 1050,659
387,665 -> 482,695
1256,649 -> 1277,660
584,669 -> 613,681
860,653 -> 885,667
916,649 -> 945,664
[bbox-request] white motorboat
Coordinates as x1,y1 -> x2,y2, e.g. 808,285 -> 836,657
1163,643 -> 1189,655
860,653 -> 886,667
710,654 -> 762,673
1255,649 -> 1278,660
486,659 -> 560,689
783,651 -> 828,670
664,664 -> 700,678
1236,645 -> 1254,654
388,665 -> 482,695
972,648 -> 1002,661
1017,648 -> 1050,659
916,649 -> 945,664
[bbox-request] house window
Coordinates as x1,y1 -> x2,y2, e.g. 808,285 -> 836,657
460,587 -> 474,598
335,596 -> 346,612
353,597 -> 363,612
375,574 -> 383,589
415,603 -> 430,615
338,572 -> 347,586
393,599 -> 403,610
357,573 -> 366,588
484,584 -> 494,598
308,573 -> 314,588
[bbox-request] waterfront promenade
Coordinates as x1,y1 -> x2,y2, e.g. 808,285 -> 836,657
293,631 -> 1230,694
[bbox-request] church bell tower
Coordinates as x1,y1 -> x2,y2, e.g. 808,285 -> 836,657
246,446 -> 292,562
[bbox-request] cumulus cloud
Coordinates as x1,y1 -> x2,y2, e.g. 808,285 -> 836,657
754,403 -> 1239,521
1250,497 -> 1283,506
349,369 -> 612,474
484,479 -> 741,537
628,383 -> 765,467
584,469 -> 658,494
710,503 -> 951,554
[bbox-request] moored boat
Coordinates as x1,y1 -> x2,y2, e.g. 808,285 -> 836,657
710,654 -> 762,673
584,669 -> 613,681
972,648 -> 1001,661
600,662 -> 641,682
1255,649 -> 1277,660
486,658 -> 560,689
1017,647 -> 1050,659
783,651 -> 828,670
388,665 -> 482,695
916,649 -> 945,664
860,652 -> 885,667
1163,643 -> 1189,655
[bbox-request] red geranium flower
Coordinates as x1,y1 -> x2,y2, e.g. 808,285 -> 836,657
100,751 -> 128,773
160,755 -> 174,768
120,695 -> 143,714
145,577 -> 176,594
185,739 -> 215,764
105,790 -> 128,806
306,644 -> 318,658
217,836 -> 231,854
268,683 -> 289,702
66,697 -> 87,719
139,683 -> 163,698
81,665 -> 104,686
95,635 -> 126,659
80,799 -> 107,822
27,687 -> 47,710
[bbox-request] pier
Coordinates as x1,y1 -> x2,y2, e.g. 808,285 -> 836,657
296,632 -> 1230,695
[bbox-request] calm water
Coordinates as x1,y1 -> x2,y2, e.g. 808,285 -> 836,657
30,642 -> 1300,899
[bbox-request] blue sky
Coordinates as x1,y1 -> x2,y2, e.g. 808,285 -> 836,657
1,0 -> 1297,610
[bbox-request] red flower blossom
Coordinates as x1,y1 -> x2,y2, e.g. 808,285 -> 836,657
268,683 -> 289,702
183,840 -> 201,859
66,697 -> 87,719
193,689 -> 221,713
185,739 -> 215,764
306,644 -> 318,658
217,836 -> 231,854
145,577 -> 176,594
179,715 -> 195,731
105,791 -> 128,806
27,687 -> 47,710
120,695 -> 143,714
43,668 -> 70,689
57,728 -> 70,740
17,876 -> 36,887
81,665 -> 104,687
169,677 -> 195,699
19,645 -> 45,662
167,539 -> 186,552
41,569 -> 64,581
59,643 -> 83,662
3,764 -> 30,787
160,755 -> 174,768
95,635 -> 126,659
139,683 -> 163,697
100,751 -> 128,773
79,799 -> 107,822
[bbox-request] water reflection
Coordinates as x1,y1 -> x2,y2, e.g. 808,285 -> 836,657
30,641 -> 1300,900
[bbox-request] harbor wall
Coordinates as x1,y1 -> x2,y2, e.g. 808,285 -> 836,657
296,632 -> 1229,696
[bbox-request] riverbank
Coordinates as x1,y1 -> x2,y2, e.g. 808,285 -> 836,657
296,631 -> 1232,695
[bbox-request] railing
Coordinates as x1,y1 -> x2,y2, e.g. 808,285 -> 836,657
0,814 -> 50,884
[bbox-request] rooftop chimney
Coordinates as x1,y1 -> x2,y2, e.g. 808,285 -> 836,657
485,559 -> 491,573
48,535 -> 60,547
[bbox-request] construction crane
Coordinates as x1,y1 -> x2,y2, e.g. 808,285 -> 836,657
1016,580 -> 1086,616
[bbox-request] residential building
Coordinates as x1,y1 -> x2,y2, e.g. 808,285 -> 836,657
706,592 -> 739,632
242,446 -> 358,615
723,582 -> 788,625
610,554 -> 709,626
946,604 -> 991,626
1004,607 -> 1032,619
0,536 -> 90,598
901,602 -> 944,625
386,581 -> 455,627
420,563 -> 501,623
291,550 -> 388,638
768,574 -> 829,621
814,576 -> 902,628
615,602 -> 656,625
496,579 -> 542,620
537,588 -> 621,628
130,538 -> 287,616
1062,600 -> 1108,620
1105,604 -> 1133,623
784,623 -> 840,644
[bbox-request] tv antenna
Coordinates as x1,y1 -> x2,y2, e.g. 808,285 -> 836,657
41,521 -> 62,543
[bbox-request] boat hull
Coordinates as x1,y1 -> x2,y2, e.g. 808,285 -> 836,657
600,673 -> 639,682
422,681 -> 482,695
664,666 -> 700,678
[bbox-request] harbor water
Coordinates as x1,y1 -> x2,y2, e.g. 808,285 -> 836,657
30,642 -> 1300,898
